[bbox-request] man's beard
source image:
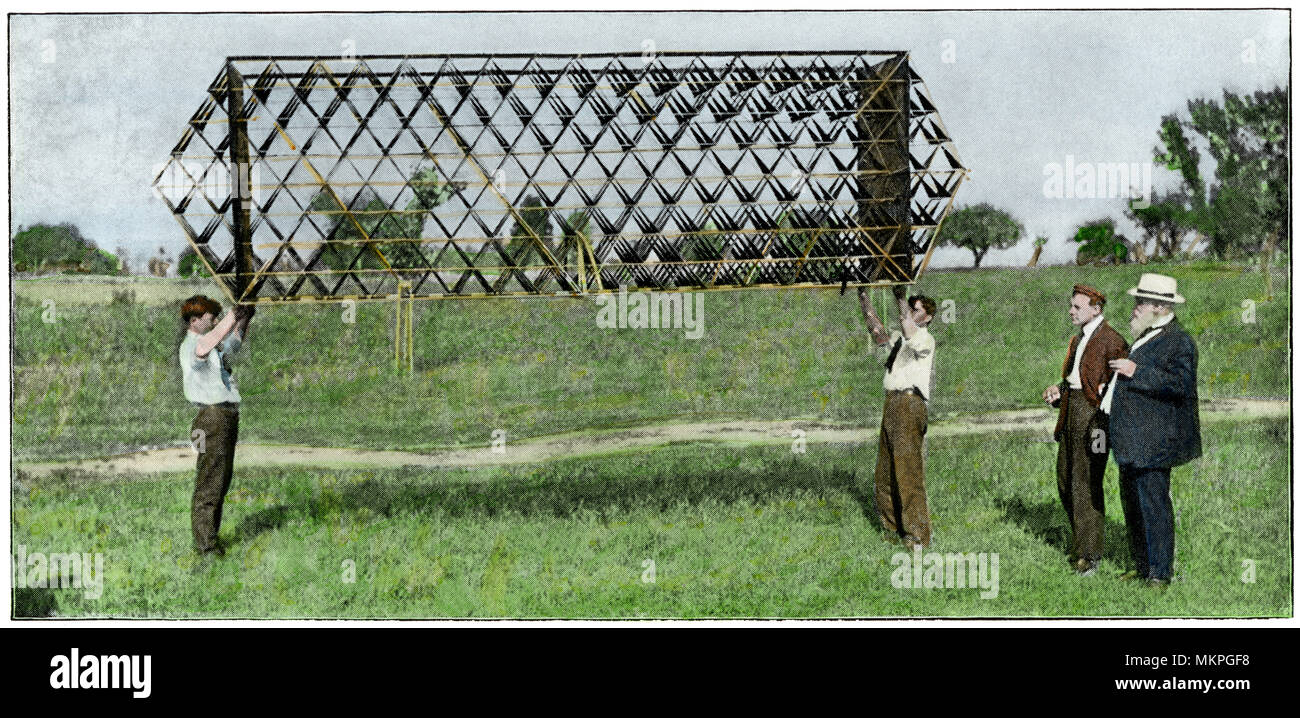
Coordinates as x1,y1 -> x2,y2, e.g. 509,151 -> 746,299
1130,311 -> 1158,338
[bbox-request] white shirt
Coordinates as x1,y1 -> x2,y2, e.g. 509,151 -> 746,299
180,330 -> 243,405
876,327 -> 935,400
1066,314 -> 1105,390
1099,313 -> 1174,414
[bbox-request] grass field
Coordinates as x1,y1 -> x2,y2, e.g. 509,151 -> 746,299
11,260 -> 1289,463
13,274 -> 216,307
9,260 -> 1290,618
12,419 -> 1288,618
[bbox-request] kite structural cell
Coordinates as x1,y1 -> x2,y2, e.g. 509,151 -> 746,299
154,51 -> 966,306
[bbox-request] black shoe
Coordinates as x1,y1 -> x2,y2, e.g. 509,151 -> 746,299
196,542 -> 225,558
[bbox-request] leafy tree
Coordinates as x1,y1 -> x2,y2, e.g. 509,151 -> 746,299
509,195 -> 552,248
1126,188 -> 1193,259
1133,115 -> 1214,257
12,223 -> 119,275
409,166 -> 455,211
683,219 -> 724,285
934,203 -> 1024,268
307,187 -> 379,270
503,195 -> 555,279
1154,115 -> 1207,206
1072,218 -> 1129,265
177,245 -> 211,278
1189,87 -> 1288,258
306,165 -> 453,272
1140,86 -> 1288,259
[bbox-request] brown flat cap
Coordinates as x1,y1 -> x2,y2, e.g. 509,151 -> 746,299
1072,284 -> 1106,305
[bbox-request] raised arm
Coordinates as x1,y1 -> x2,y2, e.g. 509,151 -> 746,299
233,304 -> 255,344
195,310 -> 238,359
858,287 -> 890,346
893,284 -> 918,339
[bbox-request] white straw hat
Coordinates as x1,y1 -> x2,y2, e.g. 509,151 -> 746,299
1127,273 -> 1185,304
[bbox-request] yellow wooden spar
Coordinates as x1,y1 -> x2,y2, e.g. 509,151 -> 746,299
156,52 -> 967,352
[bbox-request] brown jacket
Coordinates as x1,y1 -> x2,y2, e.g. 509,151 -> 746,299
1053,320 -> 1128,441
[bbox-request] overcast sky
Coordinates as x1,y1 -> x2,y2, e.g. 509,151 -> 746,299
7,10 -> 1289,269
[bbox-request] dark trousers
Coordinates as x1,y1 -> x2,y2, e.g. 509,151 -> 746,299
1118,464 -> 1174,580
875,392 -> 930,545
1056,394 -> 1107,561
191,404 -> 240,552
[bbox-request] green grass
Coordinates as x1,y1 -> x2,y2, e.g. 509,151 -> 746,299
12,419 -> 1289,618
11,261 -> 1289,462
14,275 -> 217,306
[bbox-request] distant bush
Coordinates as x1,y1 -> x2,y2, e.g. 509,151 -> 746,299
1072,218 -> 1129,266
177,245 -> 211,278
12,223 -> 120,275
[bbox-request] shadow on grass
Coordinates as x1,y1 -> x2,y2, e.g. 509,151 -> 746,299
231,453 -> 874,545
13,588 -> 57,618
995,495 -> 1131,565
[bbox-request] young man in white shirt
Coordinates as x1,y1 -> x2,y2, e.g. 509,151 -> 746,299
859,285 -> 937,549
179,295 -> 254,557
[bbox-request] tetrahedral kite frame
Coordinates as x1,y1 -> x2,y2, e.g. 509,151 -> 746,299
154,51 -> 966,305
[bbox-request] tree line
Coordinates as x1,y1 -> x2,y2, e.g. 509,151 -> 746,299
15,84 -> 1283,277
12,224 -> 121,275
935,84 -> 1286,268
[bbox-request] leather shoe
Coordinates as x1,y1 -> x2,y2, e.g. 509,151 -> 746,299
197,542 -> 226,558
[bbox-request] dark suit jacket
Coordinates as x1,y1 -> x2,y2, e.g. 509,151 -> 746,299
1109,317 -> 1202,469
1053,320 -> 1128,441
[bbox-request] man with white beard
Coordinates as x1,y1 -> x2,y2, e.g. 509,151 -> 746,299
1100,274 -> 1202,589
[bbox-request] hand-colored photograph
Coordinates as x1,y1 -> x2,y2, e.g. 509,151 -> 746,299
8,9 -> 1290,619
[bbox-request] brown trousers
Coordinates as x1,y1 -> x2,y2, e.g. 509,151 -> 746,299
191,404 -> 240,552
875,392 -> 930,545
1056,390 -> 1107,561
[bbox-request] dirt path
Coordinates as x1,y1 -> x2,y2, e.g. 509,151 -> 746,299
15,398 -> 1287,480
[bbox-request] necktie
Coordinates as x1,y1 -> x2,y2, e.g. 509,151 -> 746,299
1062,332 -> 1082,379
884,337 -> 903,373
219,350 -> 235,389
